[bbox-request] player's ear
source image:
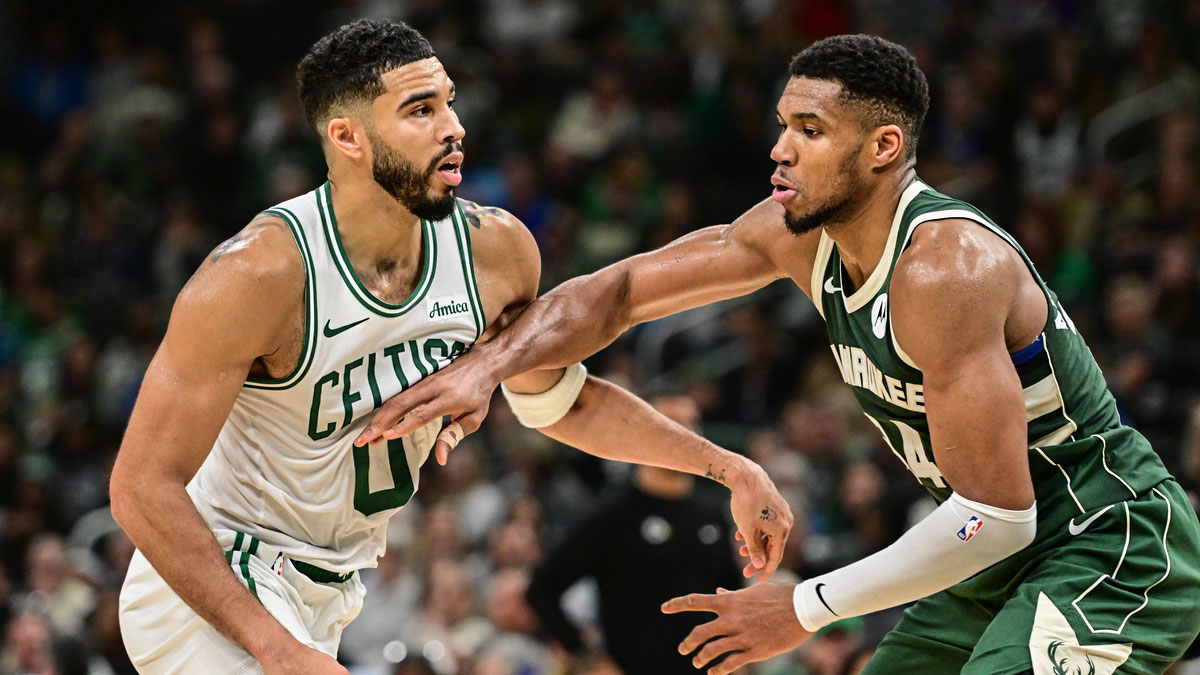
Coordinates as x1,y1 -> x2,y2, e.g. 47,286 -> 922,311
326,116 -> 367,160
869,124 -> 905,169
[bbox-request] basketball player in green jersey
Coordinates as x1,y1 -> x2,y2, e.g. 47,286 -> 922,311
110,20 -> 791,675
359,35 -> 1200,675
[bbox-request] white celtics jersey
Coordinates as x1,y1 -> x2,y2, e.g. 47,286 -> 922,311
188,182 -> 485,572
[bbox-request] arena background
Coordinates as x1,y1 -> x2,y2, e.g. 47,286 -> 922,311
1,1 -> 1198,674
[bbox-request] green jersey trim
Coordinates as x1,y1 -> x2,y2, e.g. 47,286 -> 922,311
245,207 -> 318,390
316,182 -> 437,317
450,202 -> 486,339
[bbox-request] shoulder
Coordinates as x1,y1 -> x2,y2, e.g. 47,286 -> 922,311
163,212 -> 305,362
177,212 -> 305,315
727,198 -> 817,254
893,218 -> 1020,303
890,218 -> 1020,363
456,198 -> 541,310
721,197 -> 823,293
457,198 -> 537,257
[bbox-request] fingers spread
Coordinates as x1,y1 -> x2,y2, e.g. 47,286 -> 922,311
693,636 -> 740,670
356,391 -> 430,446
709,648 -> 753,675
677,618 -> 723,656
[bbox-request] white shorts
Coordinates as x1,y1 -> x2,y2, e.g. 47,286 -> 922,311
118,528 -> 367,675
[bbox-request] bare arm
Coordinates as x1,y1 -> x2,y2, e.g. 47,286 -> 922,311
356,198 -> 789,446
367,202 -> 792,578
891,219 -> 1036,509
467,204 -> 788,380
110,218 -> 348,674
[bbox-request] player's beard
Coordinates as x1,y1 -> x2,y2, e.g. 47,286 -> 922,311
371,137 -> 458,222
784,148 -> 864,236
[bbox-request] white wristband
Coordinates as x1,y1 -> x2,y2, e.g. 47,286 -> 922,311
500,363 -> 587,428
793,491 -> 1036,632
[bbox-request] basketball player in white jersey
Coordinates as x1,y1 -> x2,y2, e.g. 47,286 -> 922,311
109,19 -> 791,675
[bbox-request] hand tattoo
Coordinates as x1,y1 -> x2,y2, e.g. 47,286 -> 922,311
705,464 -> 726,483
760,506 -> 777,522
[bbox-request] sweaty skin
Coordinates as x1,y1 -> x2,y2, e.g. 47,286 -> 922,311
357,74 -> 1047,673
111,56 -> 792,674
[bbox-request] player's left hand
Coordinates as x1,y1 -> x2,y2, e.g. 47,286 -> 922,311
727,457 -> 793,581
661,584 -> 811,675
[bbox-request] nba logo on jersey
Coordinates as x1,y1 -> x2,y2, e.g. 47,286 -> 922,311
957,516 -> 984,542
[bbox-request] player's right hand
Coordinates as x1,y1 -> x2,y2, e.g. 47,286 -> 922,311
727,456 -> 793,581
259,643 -> 350,675
354,346 -> 498,465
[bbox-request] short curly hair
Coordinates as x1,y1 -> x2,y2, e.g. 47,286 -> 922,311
789,35 -> 929,159
297,19 -> 436,139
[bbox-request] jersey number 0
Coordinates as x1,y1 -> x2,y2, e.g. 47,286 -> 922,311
352,438 -> 416,515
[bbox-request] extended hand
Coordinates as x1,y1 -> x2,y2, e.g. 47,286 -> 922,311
259,643 -> 350,675
661,584 -> 811,674
728,458 -> 793,581
353,347 -> 497,464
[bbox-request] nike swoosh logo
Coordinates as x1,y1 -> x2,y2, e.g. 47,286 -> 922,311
1068,504 -> 1115,536
823,278 -> 841,294
814,582 -> 839,616
323,317 -> 369,338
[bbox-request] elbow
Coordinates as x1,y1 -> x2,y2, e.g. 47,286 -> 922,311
600,264 -> 634,336
108,467 -> 133,531
109,460 -> 151,533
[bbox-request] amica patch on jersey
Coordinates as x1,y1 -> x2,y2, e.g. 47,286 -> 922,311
426,295 -> 471,321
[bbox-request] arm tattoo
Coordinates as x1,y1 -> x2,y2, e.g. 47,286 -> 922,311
705,463 -> 726,483
760,506 -> 778,522
460,199 -> 506,230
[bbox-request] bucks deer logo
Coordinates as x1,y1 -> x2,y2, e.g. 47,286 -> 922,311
1048,640 -> 1096,675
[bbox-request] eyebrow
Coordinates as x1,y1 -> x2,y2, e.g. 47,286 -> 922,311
789,111 -> 823,123
399,91 -> 436,109
398,84 -> 456,111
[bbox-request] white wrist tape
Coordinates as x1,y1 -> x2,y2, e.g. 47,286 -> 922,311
793,492 -> 1036,632
500,363 -> 587,428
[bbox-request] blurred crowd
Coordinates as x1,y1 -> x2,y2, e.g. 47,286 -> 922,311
1,0 -> 1199,674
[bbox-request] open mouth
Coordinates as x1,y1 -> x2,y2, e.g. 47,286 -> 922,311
770,176 -> 797,203
436,151 -> 463,187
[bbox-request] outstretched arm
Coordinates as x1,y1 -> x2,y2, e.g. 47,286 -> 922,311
110,218 -> 350,675
364,202 -> 794,578
355,198 -> 790,446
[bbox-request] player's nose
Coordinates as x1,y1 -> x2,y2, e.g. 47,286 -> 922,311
770,134 -> 796,166
439,109 -> 465,145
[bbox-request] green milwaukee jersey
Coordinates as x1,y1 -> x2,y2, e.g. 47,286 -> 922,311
811,179 -> 1171,528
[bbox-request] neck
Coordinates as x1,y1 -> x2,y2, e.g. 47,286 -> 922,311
823,166 -> 917,291
327,174 -> 424,273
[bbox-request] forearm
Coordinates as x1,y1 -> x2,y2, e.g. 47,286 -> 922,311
541,376 -> 747,485
792,492 -> 1036,631
483,267 -> 633,382
112,480 -> 296,659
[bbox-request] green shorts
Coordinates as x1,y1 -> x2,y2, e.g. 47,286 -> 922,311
859,480 -> 1200,675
